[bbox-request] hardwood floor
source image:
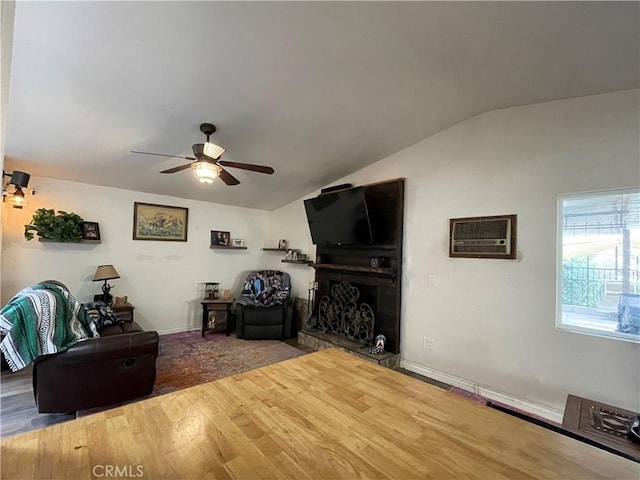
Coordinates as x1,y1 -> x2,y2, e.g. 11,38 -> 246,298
0,336 -> 448,441
0,365 -> 77,438
2,349 -> 636,479
1,336 -> 314,439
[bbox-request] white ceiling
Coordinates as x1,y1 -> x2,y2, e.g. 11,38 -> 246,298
5,2 -> 639,211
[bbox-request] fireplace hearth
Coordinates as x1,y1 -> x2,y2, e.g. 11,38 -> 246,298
298,328 -> 400,369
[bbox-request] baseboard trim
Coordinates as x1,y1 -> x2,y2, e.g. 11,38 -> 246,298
156,325 -> 201,336
400,359 -> 564,424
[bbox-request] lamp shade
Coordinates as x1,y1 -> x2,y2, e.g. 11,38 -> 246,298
203,142 -> 226,160
93,265 -> 120,282
9,171 -> 30,188
192,161 -> 220,184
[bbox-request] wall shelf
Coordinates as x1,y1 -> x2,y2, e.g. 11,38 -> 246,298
281,259 -> 313,265
262,248 -> 288,252
311,263 -> 396,276
38,238 -> 101,244
210,245 -> 248,250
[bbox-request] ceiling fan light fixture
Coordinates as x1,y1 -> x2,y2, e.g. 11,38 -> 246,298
203,142 -> 226,160
192,161 -> 220,184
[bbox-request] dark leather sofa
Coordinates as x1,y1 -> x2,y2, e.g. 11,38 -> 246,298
32,321 -> 159,413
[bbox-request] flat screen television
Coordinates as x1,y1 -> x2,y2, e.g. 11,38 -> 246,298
304,187 -> 373,246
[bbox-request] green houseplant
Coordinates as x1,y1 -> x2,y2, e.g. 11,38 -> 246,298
24,208 -> 84,242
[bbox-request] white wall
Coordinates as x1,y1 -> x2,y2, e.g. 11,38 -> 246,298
266,199 -> 317,299
1,177 -> 272,334
0,0 -> 17,300
270,90 -> 640,415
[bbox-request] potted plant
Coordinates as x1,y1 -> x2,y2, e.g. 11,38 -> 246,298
24,208 -> 85,242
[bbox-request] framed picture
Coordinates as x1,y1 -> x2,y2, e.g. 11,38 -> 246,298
211,230 -> 230,246
232,238 -> 245,247
133,202 -> 188,241
278,239 -> 287,250
81,221 -> 101,240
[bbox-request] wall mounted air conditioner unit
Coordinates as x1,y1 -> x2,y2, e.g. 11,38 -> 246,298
449,214 -> 517,259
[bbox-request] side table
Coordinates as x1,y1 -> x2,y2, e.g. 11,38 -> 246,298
201,298 -> 235,337
111,303 -> 135,323
562,394 -> 640,461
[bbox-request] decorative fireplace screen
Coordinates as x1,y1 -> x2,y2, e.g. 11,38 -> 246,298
317,281 -> 375,345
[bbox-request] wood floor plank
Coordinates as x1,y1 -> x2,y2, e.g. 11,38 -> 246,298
1,349 -> 637,479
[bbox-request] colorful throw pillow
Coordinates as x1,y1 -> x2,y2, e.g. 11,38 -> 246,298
81,302 -> 122,329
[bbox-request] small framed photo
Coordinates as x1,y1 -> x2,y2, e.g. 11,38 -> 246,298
297,253 -> 307,261
211,230 -> 230,246
278,239 -> 287,250
232,238 -> 245,247
81,222 -> 101,240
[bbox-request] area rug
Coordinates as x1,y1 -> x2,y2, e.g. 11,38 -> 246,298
153,331 -> 306,396
76,332 -> 306,416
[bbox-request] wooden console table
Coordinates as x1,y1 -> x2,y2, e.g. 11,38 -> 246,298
201,298 -> 235,337
562,394 -> 640,462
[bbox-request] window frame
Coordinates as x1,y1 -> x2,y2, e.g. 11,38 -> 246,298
556,187 -> 640,344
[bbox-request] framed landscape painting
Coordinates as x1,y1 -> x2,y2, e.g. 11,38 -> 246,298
133,202 -> 189,241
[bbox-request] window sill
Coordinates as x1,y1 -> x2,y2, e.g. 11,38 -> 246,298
556,323 -> 640,344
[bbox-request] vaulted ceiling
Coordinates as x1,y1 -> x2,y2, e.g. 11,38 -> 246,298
4,2 -> 638,210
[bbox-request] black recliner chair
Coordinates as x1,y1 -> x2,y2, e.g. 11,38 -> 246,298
235,270 -> 293,340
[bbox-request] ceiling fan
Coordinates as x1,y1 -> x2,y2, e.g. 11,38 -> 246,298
131,123 -> 274,186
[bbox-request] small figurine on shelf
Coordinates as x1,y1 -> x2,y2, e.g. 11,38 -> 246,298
285,249 -> 294,261
208,313 -> 217,330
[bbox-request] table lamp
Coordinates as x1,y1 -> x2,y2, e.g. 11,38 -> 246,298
93,265 -> 120,304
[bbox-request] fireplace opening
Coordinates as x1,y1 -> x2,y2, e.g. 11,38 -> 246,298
317,281 -> 377,346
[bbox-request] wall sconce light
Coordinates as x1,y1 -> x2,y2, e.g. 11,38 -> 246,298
2,170 -> 33,209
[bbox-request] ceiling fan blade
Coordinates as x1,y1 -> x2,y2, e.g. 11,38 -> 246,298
131,151 -> 196,161
218,166 -> 241,186
217,160 -> 274,175
160,163 -> 194,174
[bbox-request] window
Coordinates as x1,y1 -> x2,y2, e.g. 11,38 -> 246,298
557,188 -> 640,342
